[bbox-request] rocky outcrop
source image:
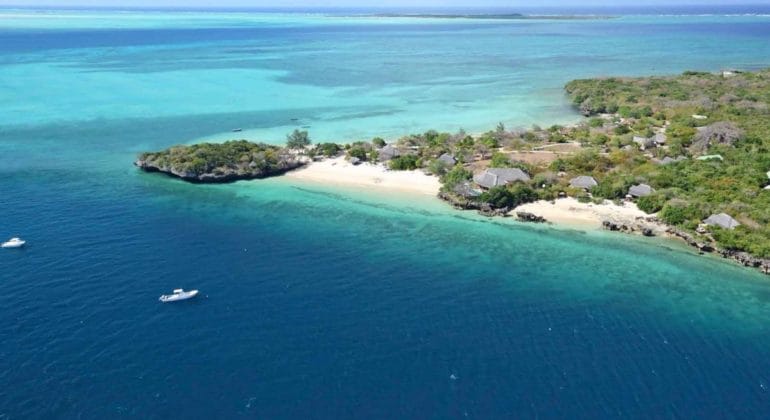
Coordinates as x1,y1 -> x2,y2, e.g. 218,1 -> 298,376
438,191 -> 481,211
600,216 -> 662,237
135,158 -> 305,183
665,227 -> 714,252
479,203 -> 510,217
516,211 -> 547,223
601,220 -> 623,231
437,192 -> 510,217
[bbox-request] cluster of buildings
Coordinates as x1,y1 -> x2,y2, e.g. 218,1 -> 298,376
377,143 -> 743,231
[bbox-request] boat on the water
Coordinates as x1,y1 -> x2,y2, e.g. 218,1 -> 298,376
1,237 -> 25,248
159,289 -> 199,303
232,128 -> 243,132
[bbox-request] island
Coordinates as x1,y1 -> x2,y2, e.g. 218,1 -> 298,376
137,69 -> 770,274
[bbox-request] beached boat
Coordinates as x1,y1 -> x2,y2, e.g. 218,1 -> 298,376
1,237 -> 25,248
159,289 -> 199,303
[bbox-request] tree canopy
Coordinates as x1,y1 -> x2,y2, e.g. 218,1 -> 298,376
286,129 -> 312,149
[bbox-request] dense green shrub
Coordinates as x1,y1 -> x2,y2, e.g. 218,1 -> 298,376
317,142 -> 341,157
286,129 -> 311,149
614,125 -> 631,135
592,174 -> 634,200
348,146 -> 367,161
479,185 -> 537,209
389,155 -> 419,171
636,193 -> 667,214
659,202 -> 706,226
427,159 -> 451,176
589,118 -> 604,128
440,166 -> 472,190
490,152 -> 512,168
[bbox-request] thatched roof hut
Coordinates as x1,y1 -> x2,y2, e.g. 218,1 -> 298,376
704,213 -> 740,230
473,168 -> 530,189
437,153 -> 457,166
569,175 -> 598,190
378,144 -> 400,161
628,184 -> 654,197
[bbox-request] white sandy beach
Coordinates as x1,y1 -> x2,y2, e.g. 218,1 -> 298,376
284,156 -> 441,196
513,197 -> 664,232
285,158 -> 665,233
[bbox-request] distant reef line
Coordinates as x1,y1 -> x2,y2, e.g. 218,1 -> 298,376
348,13 -> 615,20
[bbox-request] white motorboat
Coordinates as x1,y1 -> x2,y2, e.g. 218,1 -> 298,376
159,288 -> 199,303
1,237 -> 25,248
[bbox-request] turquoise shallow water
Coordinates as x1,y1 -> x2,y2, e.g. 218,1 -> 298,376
4,11 -> 770,141
3,9 -> 770,418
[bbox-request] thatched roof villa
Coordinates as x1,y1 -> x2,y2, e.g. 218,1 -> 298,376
437,153 -> 457,166
628,184 -> 654,197
473,168 -> 530,189
569,175 -> 598,190
378,144 -> 400,161
704,213 -> 741,230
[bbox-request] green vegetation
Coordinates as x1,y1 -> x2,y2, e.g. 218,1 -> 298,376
636,193 -> 667,214
389,155 -> 419,170
490,152 -> 512,167
427,159 -> 452,176
440,166 -> 473,190
315,142 -> 341,157
479,184 -> 538,209
138,70 -> 770,261
136,140 -> 301,182
372,137 -> 386,148
286,129 -> 312,149
348,145 -> 367,160
562,69 -> 770,256
416,69 -> 770,259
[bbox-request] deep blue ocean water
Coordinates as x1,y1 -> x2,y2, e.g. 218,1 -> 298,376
3,8 -> 770,418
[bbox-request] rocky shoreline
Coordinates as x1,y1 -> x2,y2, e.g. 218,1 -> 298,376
600,217 -> 659,237
600,217 -> 770,275
440,192 -> 770,275
664,226 -> 770,274
135,158 -> 305,183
